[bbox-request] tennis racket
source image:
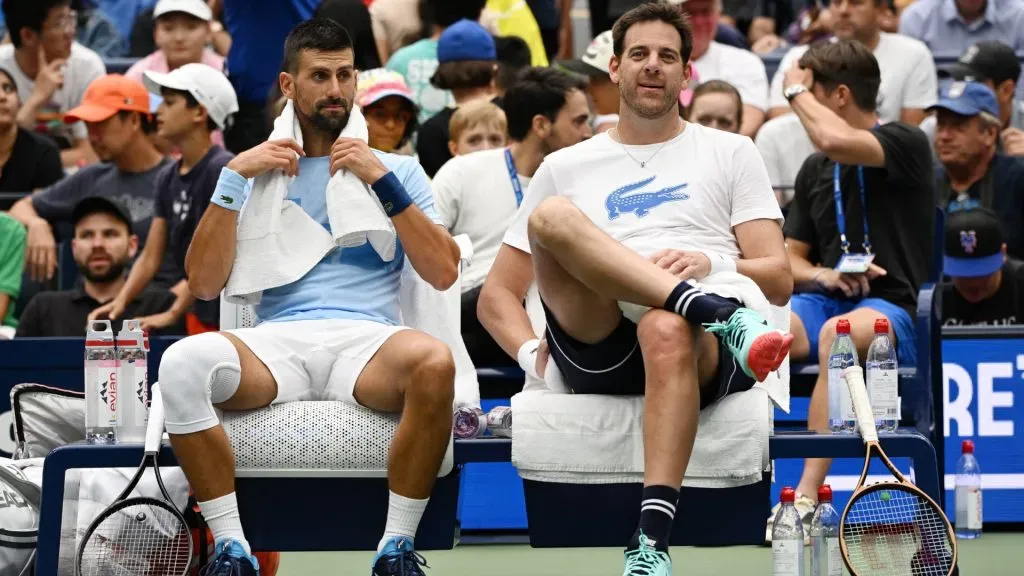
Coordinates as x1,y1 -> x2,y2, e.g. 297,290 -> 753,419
839,366 -> 957,576
76,383 -> 193,576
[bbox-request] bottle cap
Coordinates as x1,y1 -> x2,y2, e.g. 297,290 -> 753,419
874,318 -> 889,334
962,440 -> 974,454
836,319 -> 851,334
780,486 -> 796,503
817,484 -> 833,503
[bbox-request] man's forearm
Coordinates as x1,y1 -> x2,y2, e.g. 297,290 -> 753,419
118,248 -> 163,305
185,170 -> 241,300
9,197 -> 43,227
166,279 -> 196,319
790,92 -> 849,151
478,284 -> 538,360
15,95 -> 43,129
789,253 -> 824,292
735,256 -> 793,306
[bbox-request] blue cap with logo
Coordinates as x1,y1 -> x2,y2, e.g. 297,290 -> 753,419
437,19 -> 496,63
928,81 -> 999,118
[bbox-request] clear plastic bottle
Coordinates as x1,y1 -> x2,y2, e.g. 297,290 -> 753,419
828,319 -> 859,433
116,320 -> 149,443
85,320 -> 118,444
810,485 -> 842,576
453,407 -> 486,439
866,318 -> 899,432
486,406 -> 512,438
772,487 -> 806,576
955,440 -> 983,540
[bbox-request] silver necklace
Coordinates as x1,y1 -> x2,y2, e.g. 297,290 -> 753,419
611,121 -> 683,168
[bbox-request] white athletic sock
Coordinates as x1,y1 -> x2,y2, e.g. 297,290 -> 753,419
198,492 -> 251,556
377,491 -> 429,552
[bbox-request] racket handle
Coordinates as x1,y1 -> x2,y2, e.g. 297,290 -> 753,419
145,383 -> 166,454
842,366 -> 879,443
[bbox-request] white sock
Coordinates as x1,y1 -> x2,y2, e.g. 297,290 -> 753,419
198,492 -> 251,556
377,491 -> 429,552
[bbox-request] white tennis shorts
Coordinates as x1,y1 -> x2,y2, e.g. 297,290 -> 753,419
226,318 -> 408,405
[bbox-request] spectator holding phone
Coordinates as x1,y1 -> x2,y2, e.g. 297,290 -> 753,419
766,40 -> 936,535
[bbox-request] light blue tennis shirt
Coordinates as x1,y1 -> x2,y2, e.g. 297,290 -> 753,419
230,152 -> 440,326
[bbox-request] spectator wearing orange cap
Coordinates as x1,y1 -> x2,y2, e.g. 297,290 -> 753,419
8,74 -> 176,287
356,68 -> 419,154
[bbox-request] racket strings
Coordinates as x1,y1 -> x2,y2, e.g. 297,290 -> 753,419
79,502 -> 191,576
842,487 -> 953,576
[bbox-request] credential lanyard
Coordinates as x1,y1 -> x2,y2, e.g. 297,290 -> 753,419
833,162 -> 872,255
505,147 -> 523,207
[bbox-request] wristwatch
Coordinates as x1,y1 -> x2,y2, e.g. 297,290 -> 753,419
784,84 -> 809,102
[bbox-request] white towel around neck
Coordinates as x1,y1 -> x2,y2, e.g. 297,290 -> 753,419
224,101 -> 397,305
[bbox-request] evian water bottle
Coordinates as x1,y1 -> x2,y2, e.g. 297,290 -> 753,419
116,320 -> 149,442
85,320 -> 118,443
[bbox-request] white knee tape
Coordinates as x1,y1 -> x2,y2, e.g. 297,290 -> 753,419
158,332 -> 241,435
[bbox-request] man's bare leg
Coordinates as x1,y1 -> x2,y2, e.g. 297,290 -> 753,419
528,196 -> 791,380
350,330 -> 455,557
159,332 -> 280,565
795,308 -> 896,498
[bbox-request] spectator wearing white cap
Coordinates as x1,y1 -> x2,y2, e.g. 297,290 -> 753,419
669,0 -> 770,137
90,63 -> 238,334
557,29 -> 619,133
356,68 -> 420,154
125,0 -> 224,86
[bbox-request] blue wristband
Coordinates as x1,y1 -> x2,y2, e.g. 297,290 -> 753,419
211,167 -> 249,212
371,171 -> 413,217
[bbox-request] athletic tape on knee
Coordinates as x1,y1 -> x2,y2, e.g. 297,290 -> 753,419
158,332 -> 241,434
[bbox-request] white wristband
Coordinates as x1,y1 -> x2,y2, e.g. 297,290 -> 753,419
517,338 -> 541,379
702,252 -> 737,275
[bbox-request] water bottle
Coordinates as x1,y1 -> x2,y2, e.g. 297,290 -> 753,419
116,320 -> 149,443
955,440 -> 983,539
866,318 -> 899,432
453,407 -> 486,439
772,487 -> 806,576
85,320 -> 118,444
486,406 -> 512,438
828,319 -> 859,433
810,485 -> 841,576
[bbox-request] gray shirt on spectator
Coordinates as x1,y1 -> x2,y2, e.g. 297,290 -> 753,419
30,158 -> 179,286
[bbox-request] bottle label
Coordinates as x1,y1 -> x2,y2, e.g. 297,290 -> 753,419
967,486 -> 982,530
869,368 -> 899,419
826,537 -> 842,575
134,358 -> 149,424
773,539 -> 805,576
88,359 -> 120,427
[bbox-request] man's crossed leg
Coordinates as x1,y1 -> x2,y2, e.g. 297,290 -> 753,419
159,323 -> 455,576
527,197 -> 792,575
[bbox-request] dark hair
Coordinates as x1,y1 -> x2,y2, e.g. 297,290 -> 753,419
503,67 -> 587,141
160,88 -> 219,132
686,79 -> 743,126
282,17 -> 355,74
117,110 -> 158,135
494,35 -> 532,92
799,40 -> 881,112
430,60 -> 495,91
2,0 -> 70,48
314,0 -> 383,71
420,0 -> 487,31
364,97 -> 420,149
612,2 -> 693,63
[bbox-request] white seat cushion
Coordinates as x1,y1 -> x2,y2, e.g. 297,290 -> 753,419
221,401 -> 454,477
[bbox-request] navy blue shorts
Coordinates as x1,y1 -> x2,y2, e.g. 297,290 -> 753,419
791,294 -> 916,365
542,302 -> 755,410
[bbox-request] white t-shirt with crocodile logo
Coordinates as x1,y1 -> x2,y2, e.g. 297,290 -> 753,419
502,123 -> 783,260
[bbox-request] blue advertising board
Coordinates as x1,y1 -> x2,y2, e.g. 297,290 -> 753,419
941,337 -> 1024,522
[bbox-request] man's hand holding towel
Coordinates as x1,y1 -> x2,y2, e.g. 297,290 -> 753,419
330,137 -> 388,183
225,139 -> 305,181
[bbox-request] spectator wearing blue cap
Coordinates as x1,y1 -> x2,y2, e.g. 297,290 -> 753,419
415,18 -> 499,178
942,206 -> 1024,326
933,80 -> 1024,260
386,0 -> 487,124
